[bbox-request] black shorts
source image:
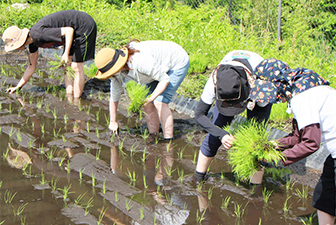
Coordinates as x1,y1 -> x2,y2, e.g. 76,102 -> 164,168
312,155 -> 336,216
70,18 -> 97,63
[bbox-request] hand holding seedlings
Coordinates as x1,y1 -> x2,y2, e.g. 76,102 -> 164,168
221,134 -> 235,150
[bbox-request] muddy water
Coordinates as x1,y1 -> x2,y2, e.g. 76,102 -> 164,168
0,52 -> 319,225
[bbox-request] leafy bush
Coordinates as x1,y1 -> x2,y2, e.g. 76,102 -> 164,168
125,80 -> 150,113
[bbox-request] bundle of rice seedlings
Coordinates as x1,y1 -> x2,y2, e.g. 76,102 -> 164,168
227,119 -> 286,182
125,80 -> 150,113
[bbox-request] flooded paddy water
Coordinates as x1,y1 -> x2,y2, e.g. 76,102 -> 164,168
0,50 -> 322,224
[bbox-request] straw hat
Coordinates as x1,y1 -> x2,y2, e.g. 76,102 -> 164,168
95,47 -> 129,80
2,26 -> 30,52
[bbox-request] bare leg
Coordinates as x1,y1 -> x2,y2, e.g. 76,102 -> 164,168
153,101 -> 173,139
71,62 -> 85,99
317,210 -> 335,225
196,150 -> 213,173
143,102 -> 160,134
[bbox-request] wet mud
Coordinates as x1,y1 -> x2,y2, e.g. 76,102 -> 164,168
0,50 -> 322,224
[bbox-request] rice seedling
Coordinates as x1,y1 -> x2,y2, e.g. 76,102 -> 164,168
233,202 -> 247,219
4,189 -> 17,203
22,163 -> 32,177
140,207 -> 144,220
226,119 -> 285,182
115,191 -> 119,202
57,184 -> 74,201
52,109 -> 58,120
97,206 -> 108,225
299,212 -> 316,225
95,127 -> 100,138
141,129 -> 150,141
283,196 -> 292,214
186,131 -> 194,142
262,187 -> 273,204
101,179 -> 107,194
39,170 -> 48,185
130,143 -> 138,158
125,197 -> 134,211
285,179 -> 296,193
63,114 -> 68,124
50,176 -> 60,192
95,110 -> 100,122
165,191 -> 173,205
16,130 -> 22,142
79,169 -> 85,180
177,146 -> 186,159
125,80 -> 150,113
295,184 -> 309,201
221,196 -> 231,210
84,197 -> 94,215
14,202 -> 28,216
44,149 -> 54,161
53,128 -> 62,138
91,172 -> 96,187
155,157 -> 161,171
74,192 -> 87,206
192,150 -> 197,164
142,174 -> 149,189
2,144 -> 10,160
177,168 -> 185,183
98,91 -> 103,101
126,169 -> 138,185
9,125 -> 15,138
96,148 -> 101,160
196,209 -> 206,224
207,186 -> 214,200
164,165 -> 175,177
62,135 -> 67,143
141,149 -> 148,164
45,102 -> 51,113
40,124 -> 45,135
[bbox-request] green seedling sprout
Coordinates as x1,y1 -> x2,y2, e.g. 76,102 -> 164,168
125,197 -> 134,211
75,192 -> 87,206
53,128 -> 62,138
143,174 -> 148,189
92,172 -> 96,187
39,170 -> 48,185
84,197 -> 94,215
4,190 -> 17,204
140,207 -> 144,220
97,206 -> 108,225
115,191 -> 119,202
79,168 -> 85,180
221,196 -> 231,210
52,109 -> 57,120
295,184 -> 309,201
155,157 -> 161,171
102,179 -> 106,194
233,202 -> 247,219
262,187 -> 273,204
165,191 -> 173,205
95,148 -> 101,160
58,184 -> 74,201
177,146 -> 186,159
45,102 -> 51,113
164,165 -> 175,177
192,150 -> 197,164
3,146 -> 10,160
207,186 -> 214,200
196,209 -> 206,224
16,130 -> 22,142
283,196 -> 292,214
286,179 -> 296,193
177,168 -> 185,183
86,122 -> 90,132
126,169 -> 138,185
95,127 -> 100,138
50,176 -> 60,192
15,202 -> 29,216
125,80 -> 150,113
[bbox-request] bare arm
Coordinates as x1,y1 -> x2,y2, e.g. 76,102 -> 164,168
7,51 -> 38,94
109,100 -> 119,133
144,80 -> 169,105
60,27 -> 74,63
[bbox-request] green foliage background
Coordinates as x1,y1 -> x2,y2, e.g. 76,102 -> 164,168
0,0 -> 335,99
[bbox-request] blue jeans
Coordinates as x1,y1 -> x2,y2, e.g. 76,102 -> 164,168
146,60 -> 190,104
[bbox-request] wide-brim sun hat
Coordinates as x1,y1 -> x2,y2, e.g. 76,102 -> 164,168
2,26 -> 30,52
215,64 -> 250,116
95,47 -> 129,80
